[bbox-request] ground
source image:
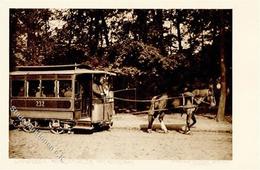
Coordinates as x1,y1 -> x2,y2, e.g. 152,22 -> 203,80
9,113 -> 232,160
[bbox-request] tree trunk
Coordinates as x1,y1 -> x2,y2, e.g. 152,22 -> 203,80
176,16 -> 182,52
101,11 -> 110,47
94,12 -> 100,50
216,11 -> 226,122
135,9 -> 148,43
155,9 -> 166,55
27,27 -> 35,64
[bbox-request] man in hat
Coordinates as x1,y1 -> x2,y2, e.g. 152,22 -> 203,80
92,76 -> 106,104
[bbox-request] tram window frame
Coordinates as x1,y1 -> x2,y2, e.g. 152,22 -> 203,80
11,80 -> 25,97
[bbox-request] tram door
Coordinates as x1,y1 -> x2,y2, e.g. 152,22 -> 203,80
76,75 -> 92,118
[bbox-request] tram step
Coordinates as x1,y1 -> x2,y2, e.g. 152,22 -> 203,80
75,118 -> 92,127
72,125 -> 94,130
78,117 -> 91,121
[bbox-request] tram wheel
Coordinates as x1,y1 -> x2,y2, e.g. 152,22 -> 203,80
49,120 -> 64,134
21,119 -> 38,133
9,119 -> 18,130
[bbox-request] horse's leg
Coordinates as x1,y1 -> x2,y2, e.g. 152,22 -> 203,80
147,114 -> 155,133
190,113 -> 197,128
184,110 -> 192,134
147,99 -> 157,133
158,112 -> 168,133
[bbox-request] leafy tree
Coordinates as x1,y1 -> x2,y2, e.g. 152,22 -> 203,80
10,9 -> 232,116
10,9 -> 53,67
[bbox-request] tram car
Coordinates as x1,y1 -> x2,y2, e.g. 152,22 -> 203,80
9,64 -> 116,134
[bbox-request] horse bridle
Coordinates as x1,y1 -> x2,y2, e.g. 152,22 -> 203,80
193,89 -> 216,106
194,96 -> 212,105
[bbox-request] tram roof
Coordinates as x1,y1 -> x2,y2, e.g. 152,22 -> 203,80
10,64 -> 116,76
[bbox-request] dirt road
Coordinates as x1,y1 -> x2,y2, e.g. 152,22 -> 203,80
9,128 -> 232,160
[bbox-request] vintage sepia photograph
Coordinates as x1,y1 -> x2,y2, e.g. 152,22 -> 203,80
8,8 -> 233,160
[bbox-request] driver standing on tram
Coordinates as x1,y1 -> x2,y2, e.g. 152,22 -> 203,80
92,76 -> 106,104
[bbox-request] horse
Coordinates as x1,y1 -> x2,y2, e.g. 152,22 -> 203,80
147,88 -> 216,134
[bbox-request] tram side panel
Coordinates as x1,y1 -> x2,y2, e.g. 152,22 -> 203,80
10,98 -> 74,120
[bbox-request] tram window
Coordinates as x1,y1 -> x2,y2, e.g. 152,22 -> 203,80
12,80 -> 24,97
42,80 -> 55,97
28,80 -> 40,97
59,80 -> 72,97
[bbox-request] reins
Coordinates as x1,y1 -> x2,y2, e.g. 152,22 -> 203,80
109,88 -> 215,115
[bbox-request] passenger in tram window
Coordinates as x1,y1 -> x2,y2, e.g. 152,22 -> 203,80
18,87 -> 24,96
59,80 -> 72,97
64,87 -> 72,97
35,87 -> 46,97
12,80 -> 25,97
42,80 -> 55,97
60,88 -> 65,97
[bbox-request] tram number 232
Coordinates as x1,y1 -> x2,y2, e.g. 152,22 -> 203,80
36,100 -> 45,107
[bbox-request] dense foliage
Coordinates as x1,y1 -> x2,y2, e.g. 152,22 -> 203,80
10,9 -> 232,114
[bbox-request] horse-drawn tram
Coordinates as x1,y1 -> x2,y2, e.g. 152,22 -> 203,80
9,64 -> 116,134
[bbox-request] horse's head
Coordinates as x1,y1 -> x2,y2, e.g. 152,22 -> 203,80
192,88 -> 216,107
